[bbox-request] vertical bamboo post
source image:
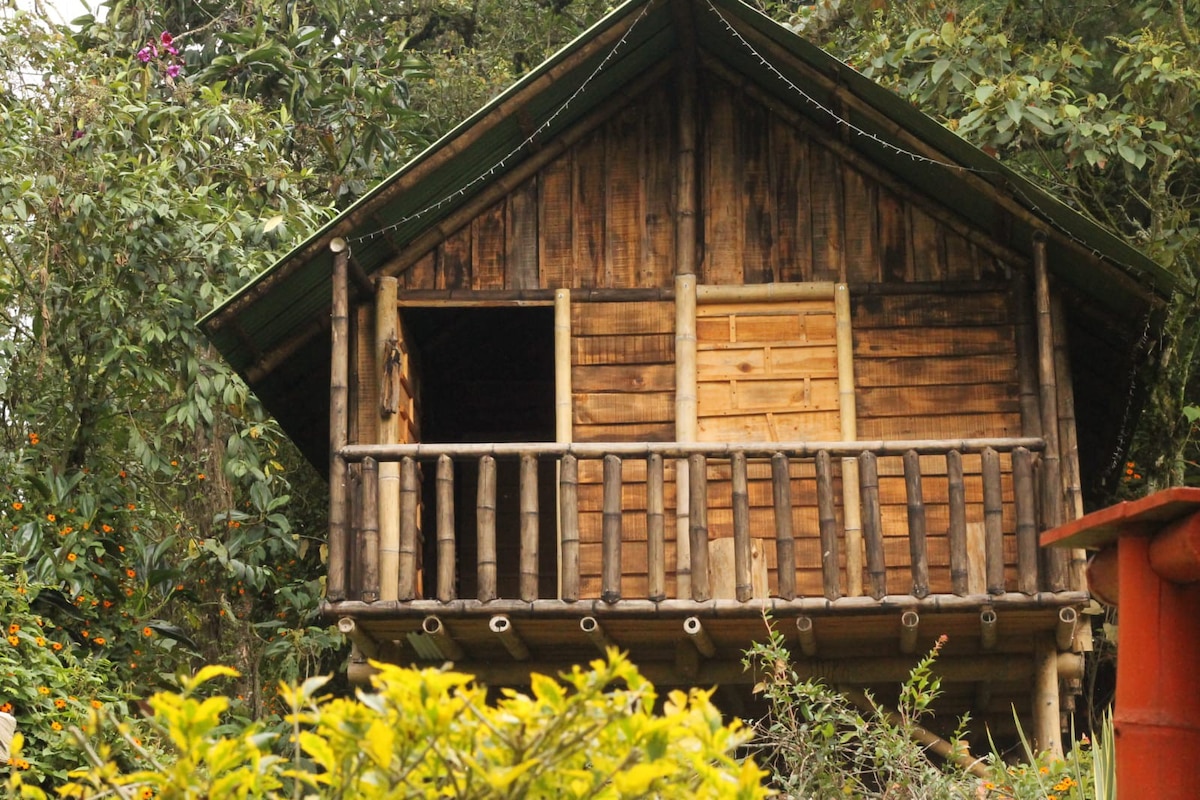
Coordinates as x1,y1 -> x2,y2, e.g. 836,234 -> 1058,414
903,450 -> 929,599
688,452 -> 710,601
349,468 -> 362,600
771,452 -> 796,601
436,454 -> 455,603
982,448 -> 1005,595
1032,637 -> 1064,758
554,289 -> 572,598
1013,446 -> 1039,595
520,453 -> 539,603
731,451 -> 752,602
647,453 -> 666,602
860,452 -> 886,599
1034,236 -> 1067,591
1013,270 -> 1043,439
816,450 -> 841,600
835,284 -> 863,596
796,616 -> 818,657
375,275 -> 401,602
1052,293 -> 1089,593
675,274 -> 698,600
477,455 -> 497,602
560,454 -> 580,602
398,457 -> 419,601
947,450 -> 968,596
360,457 -> 380,602
328,238 -> 350,601
601,454 -> 622,604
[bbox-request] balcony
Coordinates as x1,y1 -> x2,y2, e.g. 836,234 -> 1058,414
323,436 -> 1086,731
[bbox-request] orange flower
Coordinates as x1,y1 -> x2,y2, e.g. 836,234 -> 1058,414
102,600 -> 113,609
66,553 -> 77,562
93,637 -> 106,646
142,627 -> 153,637
6,636 -> 17,646
81,630 -> 89,638
90,699 -> 102,709
47,513 -> 56,522
50,721 -> 62,731
37,686 -> 50,695
196,473 -> 206,481
101,524 -> 113,533
35,637 -> 44,647
0,703 -> 11,713
11,502 -> 22,511
54,698 -> 66,709
51,641 -> 62,651
8,624 -> 19,634
125,568 -> 136,579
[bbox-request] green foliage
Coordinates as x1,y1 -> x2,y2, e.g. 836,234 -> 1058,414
6,652 -> 768,799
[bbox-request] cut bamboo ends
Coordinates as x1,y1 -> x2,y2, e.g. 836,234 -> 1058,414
421,615 -> 465,661
580,616 -> 616,654
980,608 -> 998,651
489,615 -> 530,661
899,610 -> 920,654
796,616 -> 818,657
337,617 -> 379,660
684,616 -> 717,658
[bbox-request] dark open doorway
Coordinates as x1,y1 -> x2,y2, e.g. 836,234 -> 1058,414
402,306 -> 558,599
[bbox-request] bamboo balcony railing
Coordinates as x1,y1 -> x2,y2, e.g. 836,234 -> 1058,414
328,437 -> 1072,611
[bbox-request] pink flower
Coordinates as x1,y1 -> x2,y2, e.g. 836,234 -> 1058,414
159,31 -> 173,46
136,46 -> 153,63
166,64 -> 181,78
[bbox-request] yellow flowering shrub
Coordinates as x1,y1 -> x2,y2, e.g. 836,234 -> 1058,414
9,653 -> 767,799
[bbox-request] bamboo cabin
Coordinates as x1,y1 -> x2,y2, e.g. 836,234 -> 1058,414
201,0 -> 1175,751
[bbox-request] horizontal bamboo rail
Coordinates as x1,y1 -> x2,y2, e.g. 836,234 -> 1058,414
340,438 -> 1057,610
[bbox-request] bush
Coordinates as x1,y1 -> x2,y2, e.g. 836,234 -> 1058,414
6,652 -> 769,799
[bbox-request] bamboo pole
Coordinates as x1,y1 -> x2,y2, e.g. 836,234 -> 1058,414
421,615 -> 465,661
947,450 -> 968,596
398,457 -> 419,601
980,608 -> 998,651
1052,293 -> 1088,593
689,453 -> 710,602
899,610 -> 920,654
647,453 -> 666,602
436,455 -> 455,603
1014,447 -> 1039,596
816,450 -> 842,600
1033,237 -> 1068,592
360,457 -> 380,603
375,275 -> 400,602
337,617 -> 379,660
601,454 -> 622,604
771,452 -> 797,601
342,437 -> 1047,463
560,454 -> 580,602
520,453 -> 539,603
731,451 -> 752,602
349,468 -> 362,602
695,282 -> 836,302
1013,271 -> 1043,439
860,452 -> 886,599
1031,637 -> 1064,758
580,616 -> 615,654
477,456 -> 498,602
489,615 -> 531,661
555,289 -> 572,600
835,284 -> 863,596
1056,606 -> 1078,652
675,274 -> 698,600
903,451 -> 929,599
328,239 -> 350,602
982,448 -> 1005,595
796,616 -> 818,657
684,616 -> 717,658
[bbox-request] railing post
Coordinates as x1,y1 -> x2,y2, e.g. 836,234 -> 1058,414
688,452 -> 710,601
519,453 -> 539,602
646,454 -> 666,602
398,456 -> 419,601
601,454 -> 622,604
327,238 -> 349,601
731,451 -> 753,602
982,447 -> 1005,595
436,454 -> 456,602
771,452 -> 796,601
560,454 -> 580,602
816,450 -> 842,600
1014,447 -> 1039,595
903,450 -> 929,599
360,457 -> 380,603
947,450 -> 968,596
859,452 -> 886,599
477,455 -> 497,602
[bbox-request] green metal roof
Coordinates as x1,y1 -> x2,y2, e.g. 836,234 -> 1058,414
200,0 -> 1178,464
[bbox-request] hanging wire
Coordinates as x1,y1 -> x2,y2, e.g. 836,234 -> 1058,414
348,3 -> 652,246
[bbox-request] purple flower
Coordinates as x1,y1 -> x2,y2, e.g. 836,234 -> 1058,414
166,64 -> 181,78
160,31 -> 173,46
136,46 -> 153,63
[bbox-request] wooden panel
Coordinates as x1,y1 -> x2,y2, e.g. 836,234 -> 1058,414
854,292 -> 1011,328
697,410 -> 842,442
855,355 -> 1016,387
739,99 -> 773,285
809,143 -> 843,281
858,385 -> 1020,418
910,206 -> 943,281
573,301 -> 674,335
702,78 -> 741,284
842,166 -> 877,284
641,91 -> 675,287
538,153 -> 573,288
572,130 -> 606,288
877,187 -> 909,283
604,105 -> 642,288
853,327 -> 1014,358
772,119 -> 811,282
405,250 -> 435,290
573,333 -> 675,365
506,177 -> 539,290
438,226 -> 471,290
573,364 -> 674,393
574,392 -> 674,425
471,200 -> 506,290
